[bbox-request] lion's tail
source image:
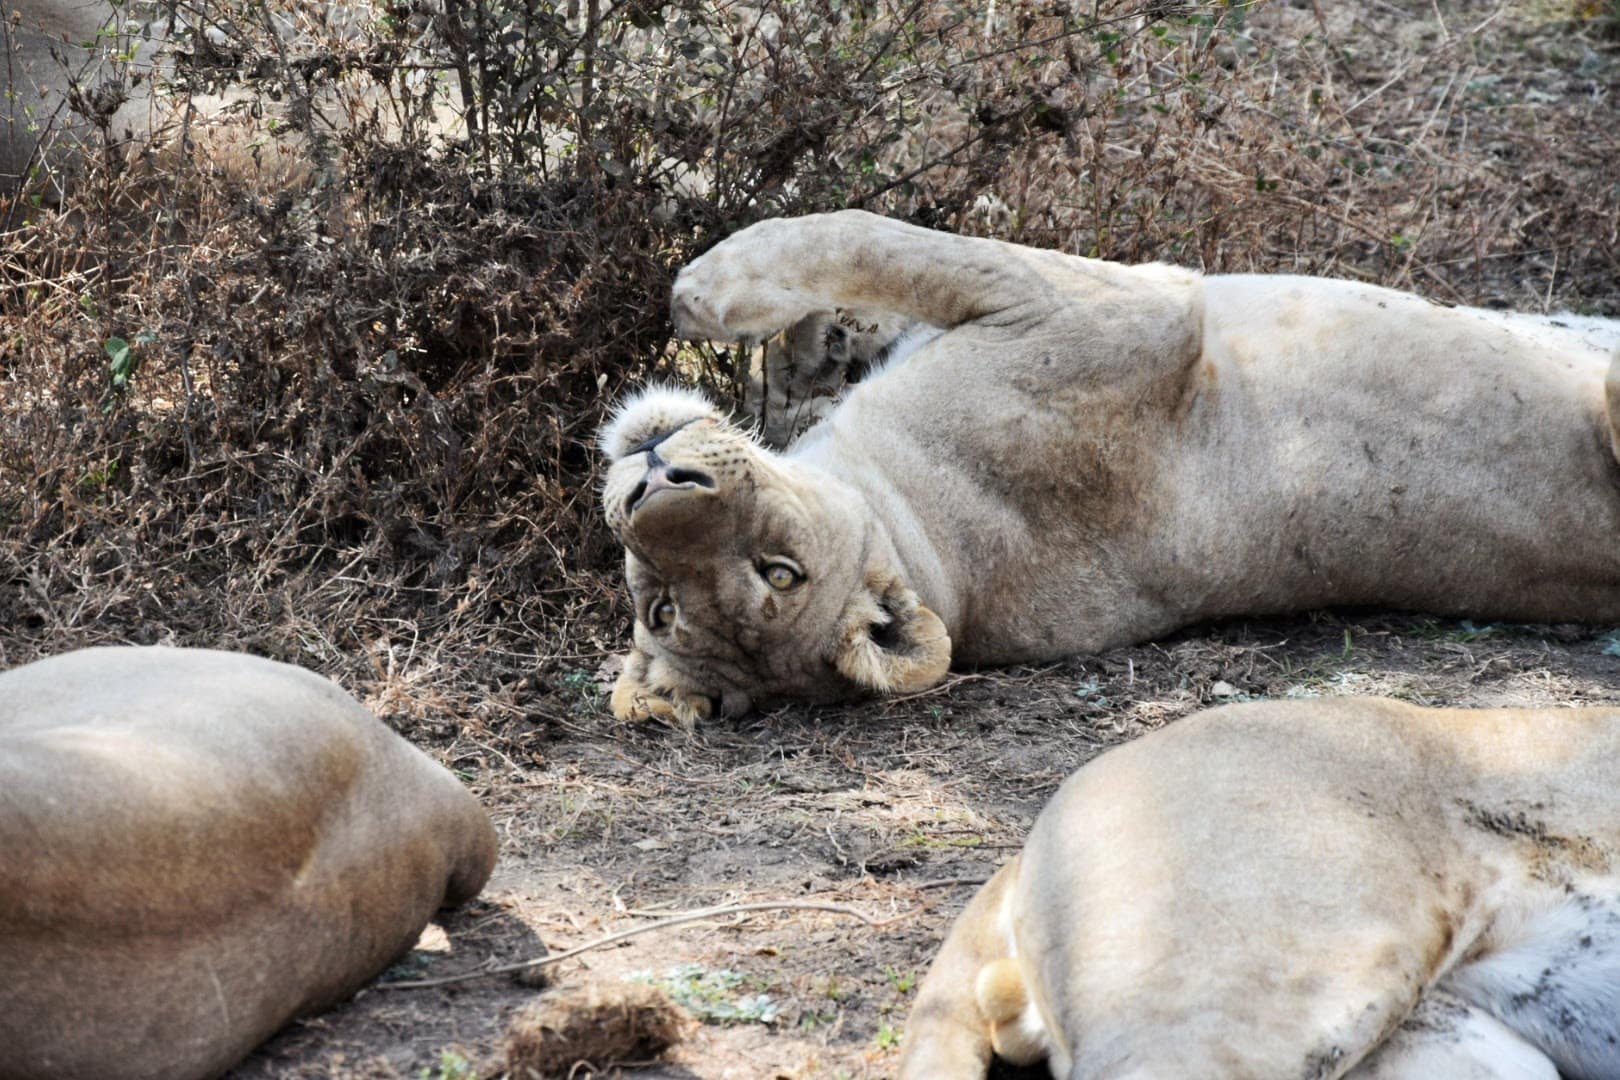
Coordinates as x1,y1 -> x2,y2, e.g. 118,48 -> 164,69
976,956 -> 1049,1066
897,859 -> 1022,1080
898,857 -> 1057,1077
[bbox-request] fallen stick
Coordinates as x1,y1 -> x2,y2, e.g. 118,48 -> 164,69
378,899 -> 909,991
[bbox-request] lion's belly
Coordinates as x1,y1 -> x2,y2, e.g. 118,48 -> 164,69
1170,278 -> 1620,624
1442,885 -> 1620,1080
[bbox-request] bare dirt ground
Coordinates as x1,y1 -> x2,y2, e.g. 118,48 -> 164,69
227,612 -> 1620,1079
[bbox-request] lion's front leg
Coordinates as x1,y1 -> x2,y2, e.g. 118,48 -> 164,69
671,210 -> 1052,343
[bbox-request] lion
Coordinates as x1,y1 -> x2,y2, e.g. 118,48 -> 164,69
600,210 -> 1620,724
898,697 -> 1620,1080
0,646 -> 498,1080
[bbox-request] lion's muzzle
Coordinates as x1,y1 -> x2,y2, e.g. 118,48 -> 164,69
626,459 -> 717,516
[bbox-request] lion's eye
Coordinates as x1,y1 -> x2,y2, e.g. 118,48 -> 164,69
762,560 -> 804,591
649,599 -> 676,629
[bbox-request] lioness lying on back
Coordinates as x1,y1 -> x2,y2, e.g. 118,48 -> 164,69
901,697 -> 1620,1080
600,211 -> 1620,723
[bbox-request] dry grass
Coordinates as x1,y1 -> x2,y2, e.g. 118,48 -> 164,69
3,1 -> 1616,733
502,979 -> 691,1078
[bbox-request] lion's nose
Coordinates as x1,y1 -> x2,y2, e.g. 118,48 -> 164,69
626,462 -> 716,515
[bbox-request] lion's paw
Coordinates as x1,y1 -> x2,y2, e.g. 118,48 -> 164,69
609,656 -> 714,731
671,223 -> 819,341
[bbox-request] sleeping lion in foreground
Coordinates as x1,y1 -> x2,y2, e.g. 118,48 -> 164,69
601,211 -> 1620,723
899,697 -> 1620,1080
0,647 -> 496,1080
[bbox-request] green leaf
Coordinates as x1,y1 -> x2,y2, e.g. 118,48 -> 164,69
105,336 -> 136,388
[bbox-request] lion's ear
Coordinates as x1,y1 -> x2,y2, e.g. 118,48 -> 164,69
609,647 -> 714,729
832,574 -> 952,695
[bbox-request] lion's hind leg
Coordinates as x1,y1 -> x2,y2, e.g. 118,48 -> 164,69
1348,991 -> 1558,1080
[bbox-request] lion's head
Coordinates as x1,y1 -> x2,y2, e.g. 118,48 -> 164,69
599,386 -> 951,725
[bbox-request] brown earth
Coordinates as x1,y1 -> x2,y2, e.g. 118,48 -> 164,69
227,611 -> 1620,1079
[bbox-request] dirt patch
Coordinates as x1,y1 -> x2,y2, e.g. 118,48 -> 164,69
225,611 -> 1620,1079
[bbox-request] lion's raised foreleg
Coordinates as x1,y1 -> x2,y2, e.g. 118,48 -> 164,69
671,210 -> 1055,343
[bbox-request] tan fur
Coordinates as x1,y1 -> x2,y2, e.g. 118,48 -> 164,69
0,646 -> 498,1080
899,698 -> 1620,1079
976,958 -> 1027,1025
976,958 -> 1047,1067
831,572 -> 951,695
1608,350 -> 1620,466
600,211 -> 1620,719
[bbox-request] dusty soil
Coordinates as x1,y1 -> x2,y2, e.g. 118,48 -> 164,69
228,611 -> 1620,1079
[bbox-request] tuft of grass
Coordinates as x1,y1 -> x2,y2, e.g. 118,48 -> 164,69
557,669 -> 604,715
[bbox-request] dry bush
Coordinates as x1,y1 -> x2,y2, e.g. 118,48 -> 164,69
1,0 -> 1615,739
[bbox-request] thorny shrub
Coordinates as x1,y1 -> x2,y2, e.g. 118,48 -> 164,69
1,0 -> 1616,735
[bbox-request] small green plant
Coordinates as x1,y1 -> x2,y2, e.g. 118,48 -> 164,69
101,330 -> 156,413
1408,619 -> 1500,644
884,966 -> 916,994
875,1020 -> 901,1050
417,1049 -> 476,1080
900,830 -> 984,850
557,668 -> 604,714
77,457 -> 120,490
631,964 -> 780,1024
381,951 -> 433,982
1074,676 -> 1111,707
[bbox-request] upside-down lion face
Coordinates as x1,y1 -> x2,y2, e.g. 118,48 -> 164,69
599,386 -> 951,725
